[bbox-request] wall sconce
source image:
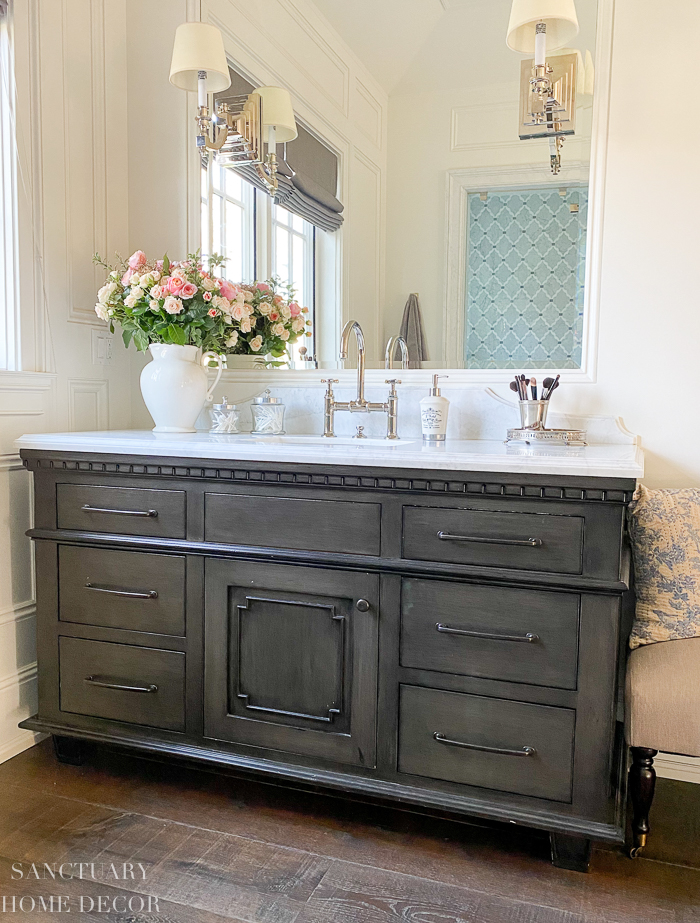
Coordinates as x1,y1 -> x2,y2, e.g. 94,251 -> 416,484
169,22 -> 298,195
507,0 -> 580,174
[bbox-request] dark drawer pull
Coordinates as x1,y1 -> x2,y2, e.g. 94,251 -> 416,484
433,732 -> 536,758
85,582 -> 158,600
436,531 -> 542,547
84,675 -> 158,694
436,623 -> 539,643
81,504 -> 158,518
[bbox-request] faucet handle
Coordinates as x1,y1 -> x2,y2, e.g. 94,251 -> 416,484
385,378 -> 401,395
321,378 -> 339,393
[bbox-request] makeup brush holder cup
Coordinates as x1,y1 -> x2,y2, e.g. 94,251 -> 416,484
519,400 -> 549,430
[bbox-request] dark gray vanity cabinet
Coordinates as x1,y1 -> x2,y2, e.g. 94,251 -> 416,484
20,449 -> 637,872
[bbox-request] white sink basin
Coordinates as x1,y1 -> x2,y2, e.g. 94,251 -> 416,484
232,434 -> 415,447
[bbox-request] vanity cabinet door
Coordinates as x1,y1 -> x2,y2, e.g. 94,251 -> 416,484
204,559 -> 379,768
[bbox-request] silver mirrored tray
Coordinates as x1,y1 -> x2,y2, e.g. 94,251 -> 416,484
505,428 -> 588,447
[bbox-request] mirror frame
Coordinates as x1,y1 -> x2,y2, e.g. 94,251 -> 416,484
189,0 -> 614,389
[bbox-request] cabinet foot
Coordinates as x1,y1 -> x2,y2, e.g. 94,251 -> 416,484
52,735 -> 84,766
550,832 -> 592,872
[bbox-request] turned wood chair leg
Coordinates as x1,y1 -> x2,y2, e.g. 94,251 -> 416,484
629,746 -> 658,858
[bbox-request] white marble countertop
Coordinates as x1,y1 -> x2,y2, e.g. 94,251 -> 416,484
16,430 -> 644,479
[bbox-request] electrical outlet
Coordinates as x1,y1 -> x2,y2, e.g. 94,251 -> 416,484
92,329 -> 113,365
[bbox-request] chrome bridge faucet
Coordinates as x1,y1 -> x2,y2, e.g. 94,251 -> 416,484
322,320 -> 405,440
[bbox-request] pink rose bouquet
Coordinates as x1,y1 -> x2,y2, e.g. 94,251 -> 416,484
93,251 -> 312,362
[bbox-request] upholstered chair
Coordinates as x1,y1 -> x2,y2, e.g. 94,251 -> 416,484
625,485 -> 700,857
626,638 -> 700,856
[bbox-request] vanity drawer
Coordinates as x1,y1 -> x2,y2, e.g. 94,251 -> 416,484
402,505 -> 583,574
58,546 -> 186,636
204,492 -> 381,555
57,484 -> 186,538
59,637 -> 185,731
400,578 -> 579,689
398,685 -> 575,802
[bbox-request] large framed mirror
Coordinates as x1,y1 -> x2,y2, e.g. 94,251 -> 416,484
193,0 -> 613,383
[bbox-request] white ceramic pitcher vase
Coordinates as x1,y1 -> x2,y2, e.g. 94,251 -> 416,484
139,344 -> 223,433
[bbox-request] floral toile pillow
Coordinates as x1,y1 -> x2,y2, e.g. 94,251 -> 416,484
628,485 -> 700,649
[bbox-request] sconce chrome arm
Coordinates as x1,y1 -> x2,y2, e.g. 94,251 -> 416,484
384,335 -> 409,370
196,91 -> 279,193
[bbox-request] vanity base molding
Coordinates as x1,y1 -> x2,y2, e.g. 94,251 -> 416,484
20,717 -> 622,852
21,450 -> 636,871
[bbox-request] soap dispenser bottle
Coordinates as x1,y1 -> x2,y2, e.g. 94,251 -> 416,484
420,375 -> 449,443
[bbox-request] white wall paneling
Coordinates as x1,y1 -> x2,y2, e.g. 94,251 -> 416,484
353,79 -> 383,148
68,378 -> 109,432
0,0 -> 132,763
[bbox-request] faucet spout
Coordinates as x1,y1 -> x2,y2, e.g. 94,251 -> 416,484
339,320 -> 367,406
385,335 -> 409,370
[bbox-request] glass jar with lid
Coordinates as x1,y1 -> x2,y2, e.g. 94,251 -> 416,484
209,396 -> 240,434
250,390 -> 286,435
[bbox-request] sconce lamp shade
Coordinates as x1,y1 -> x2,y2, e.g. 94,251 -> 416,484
506,0 -> 579,53
169,23 -> 231,93
255,86 -> 298,143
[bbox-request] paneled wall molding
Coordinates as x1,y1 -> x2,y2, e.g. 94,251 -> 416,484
68,378 -> 109,432
354,78 -> 383,148
0,661 -> 36,696
0,370 -> 58,454
277,0 -> 350,117
0,600 -> 35,629
64,0 -> 110,324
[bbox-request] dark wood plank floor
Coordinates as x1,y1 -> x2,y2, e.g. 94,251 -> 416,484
0,739 -> 698,922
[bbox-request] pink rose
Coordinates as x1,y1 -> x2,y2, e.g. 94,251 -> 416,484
231,303 -> 246,321
180,282 -> 197,299
167,277 -> 184,295
208,308 -> 218,317
256,282 -> 270,293
273,295 -> 283,305
218,280 -> 238,300
269,311 -> 279,321
128,250 -> 147,271
121,268 -> 135,285
289,302 -> 301,316
203,291 -> 212,302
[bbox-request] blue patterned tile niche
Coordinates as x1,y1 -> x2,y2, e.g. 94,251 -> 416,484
465,186 -> 588,369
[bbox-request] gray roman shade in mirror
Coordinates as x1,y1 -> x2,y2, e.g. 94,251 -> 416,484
215,67 -> 344,232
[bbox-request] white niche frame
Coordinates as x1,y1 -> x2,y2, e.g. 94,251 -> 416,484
443,161 -> 591,376
202,0 -> 614,389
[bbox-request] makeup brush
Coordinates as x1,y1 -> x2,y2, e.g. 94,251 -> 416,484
530,377 -> 537,400
509,381 -> 520,397
542,376 -> 554,396
543,374 -> 560,400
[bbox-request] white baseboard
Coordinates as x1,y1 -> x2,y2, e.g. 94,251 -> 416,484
655,752 -> 700,784
0,728 -> 46,764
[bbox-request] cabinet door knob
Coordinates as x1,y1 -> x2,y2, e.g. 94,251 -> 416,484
355,598 -> 371,612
